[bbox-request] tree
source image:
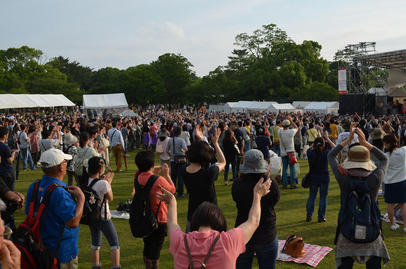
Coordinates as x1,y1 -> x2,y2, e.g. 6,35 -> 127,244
125,65 -> 165,104
47,56 -> 93,91
150,53 -> 195,103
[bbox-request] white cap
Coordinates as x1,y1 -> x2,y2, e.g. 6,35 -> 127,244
39,148 -> 72,168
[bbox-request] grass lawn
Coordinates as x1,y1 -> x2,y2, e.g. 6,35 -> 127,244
13,151 -> 406,268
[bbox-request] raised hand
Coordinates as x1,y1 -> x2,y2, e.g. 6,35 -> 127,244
253,178 -> 271,198
156,187 -> 175,204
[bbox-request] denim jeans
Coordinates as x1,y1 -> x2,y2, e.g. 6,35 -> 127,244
89,219 -> 120,250
20,147 -> 35,170
281,156 -> 296,185
273,144 -> 280,156
171,162 -> 184,196
224,154 -> 237,183
236,236 -> 278,269
306,181 -> 329,220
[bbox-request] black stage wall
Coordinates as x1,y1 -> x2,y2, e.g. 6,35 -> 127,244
338,94 -> 375,115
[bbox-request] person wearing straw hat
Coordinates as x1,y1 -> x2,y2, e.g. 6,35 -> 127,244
328,125 -> 390,268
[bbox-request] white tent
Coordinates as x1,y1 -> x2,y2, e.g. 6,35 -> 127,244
292,101 -> 312,109
0,94 -> 75,109
267,103 -> 296,113
304,102 -> 339,114
83,93 -> 128,109
83,93 -> 128,118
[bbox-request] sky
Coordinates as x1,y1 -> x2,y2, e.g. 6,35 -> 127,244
1,0 -> 406,76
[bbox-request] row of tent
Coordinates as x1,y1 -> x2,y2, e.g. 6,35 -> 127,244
208,101 -> 339,114
0,94 -> 75,109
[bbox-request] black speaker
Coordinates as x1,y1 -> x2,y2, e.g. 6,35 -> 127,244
339,94 -> 375,115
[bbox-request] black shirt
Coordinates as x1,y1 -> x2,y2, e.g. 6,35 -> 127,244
0,142 -> 13,175
232,176 -> 280,245
183,165 -> 219,221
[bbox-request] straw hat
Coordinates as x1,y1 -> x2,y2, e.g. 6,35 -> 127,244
342,145 -> 376,171
282,120 -> 291,127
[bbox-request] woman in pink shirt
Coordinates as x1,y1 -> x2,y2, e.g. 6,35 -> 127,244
157,178 -> 271,269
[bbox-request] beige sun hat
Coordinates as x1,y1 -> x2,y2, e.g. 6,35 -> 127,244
282,120 -> 291,127
342,145 -> 376,171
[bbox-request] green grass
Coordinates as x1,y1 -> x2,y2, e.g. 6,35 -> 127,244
13,152 -> 406,268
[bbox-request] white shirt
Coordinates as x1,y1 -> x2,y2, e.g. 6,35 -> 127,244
108,128 -> 125,148
278,128 -> 297,157
88,177 -> 112,220
384,147 -> 406,185
336,132 -> 359,151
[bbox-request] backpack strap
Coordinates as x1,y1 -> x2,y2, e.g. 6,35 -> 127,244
183,235 -> 194,269
183,233 -> 221,269
88,178 -> 107,219
135,173 -> 161,218
202,234 -> 220,268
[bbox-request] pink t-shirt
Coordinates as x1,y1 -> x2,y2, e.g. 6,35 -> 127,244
169,228 -> 245,269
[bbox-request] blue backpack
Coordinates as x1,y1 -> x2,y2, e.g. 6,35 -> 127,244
338,178 -> 381,243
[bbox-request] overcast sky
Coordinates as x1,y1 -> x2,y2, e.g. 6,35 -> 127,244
1,0 -> 405,76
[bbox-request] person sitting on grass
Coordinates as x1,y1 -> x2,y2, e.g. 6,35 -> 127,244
157,178 -> 271,269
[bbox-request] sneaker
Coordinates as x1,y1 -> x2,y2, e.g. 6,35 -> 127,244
225,181 -> 228,186
290,184 -> 299,189
306,216 -> 312,222
403,227 -> 406,233
390,224 -> 400,230
282,185 -> 288,189
318,218 -> 327,223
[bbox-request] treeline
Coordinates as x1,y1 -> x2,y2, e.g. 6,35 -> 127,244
0,24 -> 342,105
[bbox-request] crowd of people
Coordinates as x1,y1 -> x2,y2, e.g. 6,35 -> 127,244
0,105 -> 405,268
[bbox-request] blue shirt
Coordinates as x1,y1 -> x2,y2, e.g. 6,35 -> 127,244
25,175 -> 78,263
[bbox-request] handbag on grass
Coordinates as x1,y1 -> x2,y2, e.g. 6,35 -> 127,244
282,234 -> 306,258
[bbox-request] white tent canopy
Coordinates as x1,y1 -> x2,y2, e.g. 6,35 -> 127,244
268,103 -> 296,113
304,102 -> 339,114
83,93 -> 128,109
0,94 -> 75,109
292,101 -> 311,109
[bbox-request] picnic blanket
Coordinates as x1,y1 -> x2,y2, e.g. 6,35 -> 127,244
110,210 -> 130,219
277,240 -> 332,267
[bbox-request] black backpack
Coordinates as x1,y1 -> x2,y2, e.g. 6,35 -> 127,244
12,180 -> 64,269
129,174 -> 161,238
338,177 -> 381,243
80,178 -> 106,226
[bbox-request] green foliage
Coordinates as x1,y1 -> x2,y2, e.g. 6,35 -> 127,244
0,24 -> 340,104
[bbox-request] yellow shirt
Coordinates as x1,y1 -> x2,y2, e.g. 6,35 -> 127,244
307,128 -> 318,142
330,124 -> 338,139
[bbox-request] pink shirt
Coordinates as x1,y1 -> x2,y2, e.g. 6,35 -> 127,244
169,228 -> 245,269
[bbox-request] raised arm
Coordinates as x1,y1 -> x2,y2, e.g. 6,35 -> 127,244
156,187 -> 181,236
356,128 -> 388,171
211,128 -> 226,172
237,178 -> 271,244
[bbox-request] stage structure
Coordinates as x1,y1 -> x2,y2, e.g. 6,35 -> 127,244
338,43 -> 406,115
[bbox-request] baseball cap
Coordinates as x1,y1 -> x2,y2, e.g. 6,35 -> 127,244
39,148 -> 72,168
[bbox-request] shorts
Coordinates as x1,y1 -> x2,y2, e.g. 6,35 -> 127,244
384,180 -> 406,203
143,223 -> 167,260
